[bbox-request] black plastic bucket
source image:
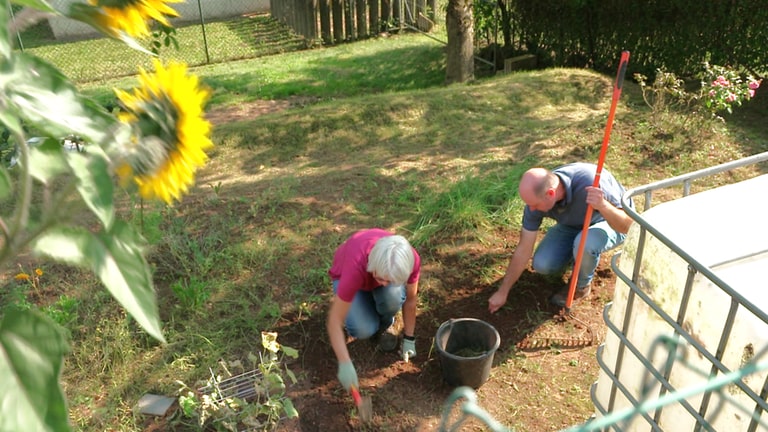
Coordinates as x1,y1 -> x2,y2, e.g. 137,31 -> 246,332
434,318 -> 501,389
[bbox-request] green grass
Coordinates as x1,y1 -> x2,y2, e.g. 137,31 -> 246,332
3,26 -> 768,431
78,32 -> 448,109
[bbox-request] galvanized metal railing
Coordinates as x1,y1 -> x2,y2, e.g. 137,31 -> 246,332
591,150 -> 768,432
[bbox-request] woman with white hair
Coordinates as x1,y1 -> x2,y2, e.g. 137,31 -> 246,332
327,228 -> 421,394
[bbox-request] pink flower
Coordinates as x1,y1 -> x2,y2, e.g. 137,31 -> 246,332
709,89 -> 716,97
749,80 -> 761,90
748,89 -> 755,98
726,92 -> 737,102
713,76 -> 730,87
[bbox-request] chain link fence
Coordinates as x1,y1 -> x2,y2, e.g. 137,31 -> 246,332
10,0 -> 308,83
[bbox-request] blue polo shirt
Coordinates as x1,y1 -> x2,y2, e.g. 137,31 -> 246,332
522,163 -> 632,231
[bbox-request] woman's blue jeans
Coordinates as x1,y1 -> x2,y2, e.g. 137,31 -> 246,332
333,280 -> 405,339
531,221 -> 626,288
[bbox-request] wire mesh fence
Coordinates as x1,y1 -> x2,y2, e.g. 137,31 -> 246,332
10,0 -> 307,83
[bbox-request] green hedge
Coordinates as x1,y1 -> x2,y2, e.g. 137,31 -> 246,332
483,0 -> 767,78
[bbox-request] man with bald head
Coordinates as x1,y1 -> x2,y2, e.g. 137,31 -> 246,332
488,163 -> 634,312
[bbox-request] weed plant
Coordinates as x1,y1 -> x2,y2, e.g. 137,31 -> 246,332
175,332 -> 298,431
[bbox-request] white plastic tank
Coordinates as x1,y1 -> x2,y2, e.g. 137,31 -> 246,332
593,173 -> 768,431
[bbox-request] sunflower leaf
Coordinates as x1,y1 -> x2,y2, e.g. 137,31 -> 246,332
66,149 -> 115,229
26,137 -> 68,183
7,1 -> 56,13
0,110 -> 23,137
0,307 -> 70,432
32,223 -> 165,343
0,2 -> 11,58
4,54 -> 117,147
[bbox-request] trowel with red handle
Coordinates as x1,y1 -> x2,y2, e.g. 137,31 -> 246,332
350,385 -> 373,422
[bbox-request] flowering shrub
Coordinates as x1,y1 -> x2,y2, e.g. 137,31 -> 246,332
0,1 -> 212,430
634,62 -> 762,126
633,69 -> 690,121
701,62 -> 762,117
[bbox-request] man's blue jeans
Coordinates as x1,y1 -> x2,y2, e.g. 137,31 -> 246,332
531,221 -> 626,289
333,280 -> 405,339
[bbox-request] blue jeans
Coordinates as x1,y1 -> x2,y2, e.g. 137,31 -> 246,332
333,280 -> 405,339
531,221 -> 626,288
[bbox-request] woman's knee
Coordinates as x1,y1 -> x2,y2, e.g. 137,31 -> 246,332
375,286 -> 405,315
345,318 -> 378,340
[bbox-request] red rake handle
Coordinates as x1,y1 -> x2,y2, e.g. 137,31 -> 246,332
595,50 -> 630,179
565,51 -> 630,311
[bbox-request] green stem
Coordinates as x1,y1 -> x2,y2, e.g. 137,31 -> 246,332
0,217 -> 9,242
0,169 -> 80,269
0,129 -> 33,268
15,179 -> 79,250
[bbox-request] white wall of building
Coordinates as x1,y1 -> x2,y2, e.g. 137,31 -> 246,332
46,0 -> 270,39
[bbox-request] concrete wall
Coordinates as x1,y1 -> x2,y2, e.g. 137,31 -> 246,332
47,0 -> 270,40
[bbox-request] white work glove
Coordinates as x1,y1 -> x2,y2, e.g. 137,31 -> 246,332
401,337 -> 416,362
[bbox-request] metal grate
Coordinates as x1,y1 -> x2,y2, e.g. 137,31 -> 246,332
198,367 -> 263,403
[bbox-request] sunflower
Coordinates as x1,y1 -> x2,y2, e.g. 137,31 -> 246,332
115,59 -> 213,204
88,0 -> 182,38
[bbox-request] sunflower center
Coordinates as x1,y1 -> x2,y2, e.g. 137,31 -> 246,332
128,95 -> 180,176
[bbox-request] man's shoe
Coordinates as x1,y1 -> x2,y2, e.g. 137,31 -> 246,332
549,285 -> 591,308
377,326 -> 399,352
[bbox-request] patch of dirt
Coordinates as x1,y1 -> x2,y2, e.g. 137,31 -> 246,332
269,250 -> 616,432
205,97 -> 319,125
162,101 -> 619,431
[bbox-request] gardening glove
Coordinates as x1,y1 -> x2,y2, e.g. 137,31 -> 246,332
337,361 -> 359,392
401,337 -> 416,362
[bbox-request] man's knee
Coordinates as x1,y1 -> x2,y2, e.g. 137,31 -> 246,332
531,255 -> 562,275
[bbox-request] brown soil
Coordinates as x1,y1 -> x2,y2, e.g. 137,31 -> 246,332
200,102 -> 617,432
273,255 -> 615,432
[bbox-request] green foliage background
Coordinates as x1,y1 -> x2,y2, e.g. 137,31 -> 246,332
476,0 -> 767,78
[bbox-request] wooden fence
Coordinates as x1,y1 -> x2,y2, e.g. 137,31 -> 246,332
271,0 -> 438,45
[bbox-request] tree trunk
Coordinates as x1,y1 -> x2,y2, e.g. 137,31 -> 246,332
445,0 -> 474,84
498,0 -> 512,48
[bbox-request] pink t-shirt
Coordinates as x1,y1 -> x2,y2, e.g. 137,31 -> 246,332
328,228 -> 421,303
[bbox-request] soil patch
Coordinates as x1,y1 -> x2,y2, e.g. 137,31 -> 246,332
160,101 -> 618,431
271,251 -> 616,432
